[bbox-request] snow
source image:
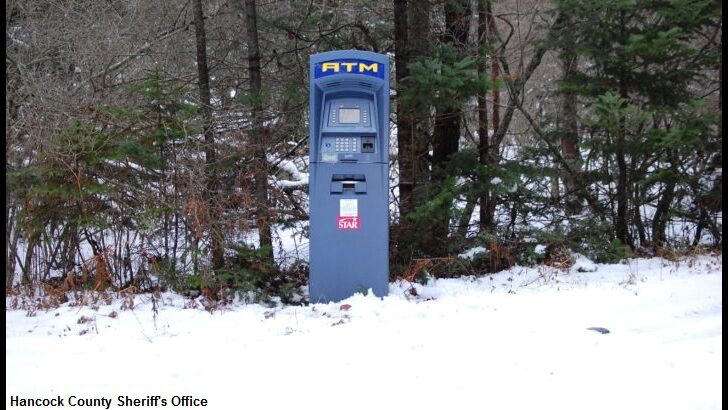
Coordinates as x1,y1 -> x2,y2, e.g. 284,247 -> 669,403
241,223 -> 310,268
459,246 -> 487,260
490,176 -> 502,185
572,252 -> 598,272
534,244 -> 547,255
275,221 -> 309,265
268,154 -> 309,189
6,255 -> 722,410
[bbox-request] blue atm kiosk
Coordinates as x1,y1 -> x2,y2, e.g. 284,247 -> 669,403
309,50 -> 390,303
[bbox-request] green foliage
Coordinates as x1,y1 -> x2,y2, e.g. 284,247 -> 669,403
406,177 -> 459,225
218,245 -> 272,297
111,140 -> 163,169
403,44 -> 496,111
401,147 -> 541,257
237,92 -> 265,110
180,244 -> 304,304
547,0 -> 722,250
448,248 -> 493,277
443,149 -> 530,198
586,238 -> 631,264
654,100 -> 718,149
282,80 -> 305,106
555,0 -> 720,108
514,243 -> 547,267
587,92 -> 649,134
185,274 -> 204,291
153,258 -> 181,290
9,121 -> 122,234
113,68 -> 199,170
536,216 -> 631,264
9,69 -> 202,241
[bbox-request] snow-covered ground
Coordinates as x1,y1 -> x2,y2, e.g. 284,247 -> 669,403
6,255 -> 722,410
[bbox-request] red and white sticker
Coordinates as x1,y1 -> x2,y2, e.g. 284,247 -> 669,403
338,199 -> 360,230
337,216 -> 360,230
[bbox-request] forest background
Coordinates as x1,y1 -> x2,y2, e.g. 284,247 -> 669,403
5,0 -> 722,302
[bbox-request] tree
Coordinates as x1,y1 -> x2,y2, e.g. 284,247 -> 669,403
555,0 -> 722,249
394,0 -> 413,217
427,0 -> 472,251
242,0 -> 274,262
557,14 -> 582,216
476,0 -> 492,234
193,0 -> 225,270
392,0 -> 432,263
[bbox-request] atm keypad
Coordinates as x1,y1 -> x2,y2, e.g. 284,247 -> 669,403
334,137 -> 358,153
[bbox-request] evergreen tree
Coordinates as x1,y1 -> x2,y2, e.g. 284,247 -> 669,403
552,0 -> 721,249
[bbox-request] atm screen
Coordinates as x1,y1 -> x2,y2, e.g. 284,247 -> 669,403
338,108 -> 361,124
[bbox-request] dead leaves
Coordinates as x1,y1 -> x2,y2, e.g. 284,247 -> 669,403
91,253 -> 111,292
183,197 -> 208,239
120,285 -> 138,310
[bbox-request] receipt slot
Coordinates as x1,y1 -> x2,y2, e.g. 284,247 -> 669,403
308,50 -> 390,303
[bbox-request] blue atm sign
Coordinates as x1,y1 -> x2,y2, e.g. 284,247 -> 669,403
314,59 -> 384,79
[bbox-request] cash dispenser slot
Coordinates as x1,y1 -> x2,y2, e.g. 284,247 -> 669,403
330,174 -> 367,194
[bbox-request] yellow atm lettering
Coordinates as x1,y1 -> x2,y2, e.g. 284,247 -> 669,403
341,62 -> 357,72
322,62 -> 340,72
358,63 -> 378,73
321,61 -> 379,74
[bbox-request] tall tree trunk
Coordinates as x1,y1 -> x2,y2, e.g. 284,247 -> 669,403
484,0 -> 514,231
652,155 -> 677,249
487,4 -> 500,135
427,0 -> 470,253
615,11 -> 633,249
193,0 -> 224,270
456,193 -> 477,240
6,207 -> 19,288
21,232 -> 38,285
615,131 -> 631,248
391,0 -> 431,260
694,60 -> 722,233
244,0 -> 274,261
633,182 -> 647,247
407,0 -> 431,198
550,176 -> 560,202
714,57 -> 722,214
477,0 -> 492,233
432,0 -> 469,171
559,46 -> 581,215
393,0 -> 418,264
394,0 -> 413,218
651,180 -> 675,249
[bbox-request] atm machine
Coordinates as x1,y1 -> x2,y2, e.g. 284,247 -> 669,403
308,50 -> 390,303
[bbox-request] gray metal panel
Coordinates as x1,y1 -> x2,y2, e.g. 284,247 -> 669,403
309,163 -> 389,302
